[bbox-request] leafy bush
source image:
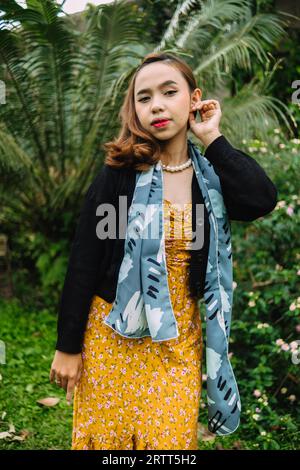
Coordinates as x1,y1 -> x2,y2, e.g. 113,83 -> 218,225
199,128 -> 300,449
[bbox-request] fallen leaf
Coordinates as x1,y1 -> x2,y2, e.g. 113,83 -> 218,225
36,397 -> 60,407
12,435 -> 25,441
12,430 -> 31,441
0,432 -> 12,439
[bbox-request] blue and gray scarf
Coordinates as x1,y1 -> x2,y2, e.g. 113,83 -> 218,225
103,138 -> 241,435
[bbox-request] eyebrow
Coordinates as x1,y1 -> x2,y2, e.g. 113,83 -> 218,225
136,80 -> 178,97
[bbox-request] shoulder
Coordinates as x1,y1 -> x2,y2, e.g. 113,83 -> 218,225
87,164 -> 136,201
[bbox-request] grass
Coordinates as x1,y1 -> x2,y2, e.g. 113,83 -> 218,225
0,297 -> 72,450
0,296 -> 298,450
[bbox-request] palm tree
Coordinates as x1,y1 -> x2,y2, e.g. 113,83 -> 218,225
0,0 -> 294,242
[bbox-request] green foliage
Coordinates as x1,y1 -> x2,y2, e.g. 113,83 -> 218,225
199,127 -> 300,450
0,0 -> 296,306
0,0 -> 299,450
0,298 -> 73,449
0,0 -> 294,229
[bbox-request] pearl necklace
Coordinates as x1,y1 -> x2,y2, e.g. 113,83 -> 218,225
159,157 -> 192,172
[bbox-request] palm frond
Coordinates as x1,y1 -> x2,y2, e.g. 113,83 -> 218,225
155,0 -> 199,50
0,0 -> 293,236
220,60 -> 295,144
193,12 -> 286,77
157,0 -> 251,51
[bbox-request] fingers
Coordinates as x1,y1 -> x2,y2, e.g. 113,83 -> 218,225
50,367 -> 65,389
61,376 -> 68,391
49,368 -> 55,383
198,99 -> 220,108
49,368 -> 77,407
66,379 -> 76,406
191,99 -> 220,113
76,368 -> 82,383
190,100 -> 221,125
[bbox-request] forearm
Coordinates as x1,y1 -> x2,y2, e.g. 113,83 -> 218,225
56,167 -> 112,353
203,135 -> 278,221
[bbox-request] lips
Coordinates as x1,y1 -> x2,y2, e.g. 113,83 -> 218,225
152,119 -> 171,128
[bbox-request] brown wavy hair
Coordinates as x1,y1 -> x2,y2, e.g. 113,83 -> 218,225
103,52 -> 198,172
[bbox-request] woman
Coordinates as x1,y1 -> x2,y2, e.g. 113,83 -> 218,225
49,52 -> 277,450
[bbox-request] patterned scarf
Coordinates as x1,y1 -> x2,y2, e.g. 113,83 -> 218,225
103,138 -> 241,435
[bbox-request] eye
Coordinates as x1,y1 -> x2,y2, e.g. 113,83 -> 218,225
138,90 -> 177,103
165,90 -> 177,96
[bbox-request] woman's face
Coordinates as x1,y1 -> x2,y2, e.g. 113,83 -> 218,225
134,62 -> 202,141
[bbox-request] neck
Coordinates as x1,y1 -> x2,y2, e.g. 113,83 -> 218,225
159,132 -> 189,166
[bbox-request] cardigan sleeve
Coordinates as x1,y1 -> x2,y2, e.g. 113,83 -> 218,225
55,164 -> 115,354
203,134 -> 278,221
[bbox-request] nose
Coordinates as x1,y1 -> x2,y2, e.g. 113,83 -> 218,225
150,100 -> 165,113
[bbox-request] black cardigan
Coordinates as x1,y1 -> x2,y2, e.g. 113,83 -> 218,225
55,135 -> 278,354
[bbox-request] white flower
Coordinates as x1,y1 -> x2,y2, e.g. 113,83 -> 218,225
257,323 -> 269,328
289,341 -> 299,350
260,431 -> 267,436
252,414 -> 260,421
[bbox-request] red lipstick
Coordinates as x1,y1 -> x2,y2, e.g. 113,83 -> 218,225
152,119 -> 170,128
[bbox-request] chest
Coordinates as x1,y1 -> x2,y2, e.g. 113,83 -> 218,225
162,166 -> 194,210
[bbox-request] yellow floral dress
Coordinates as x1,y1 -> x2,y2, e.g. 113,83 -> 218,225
71,199 -> 203,450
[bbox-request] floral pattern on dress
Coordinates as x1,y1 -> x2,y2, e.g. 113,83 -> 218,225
71,199 -> 203,450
